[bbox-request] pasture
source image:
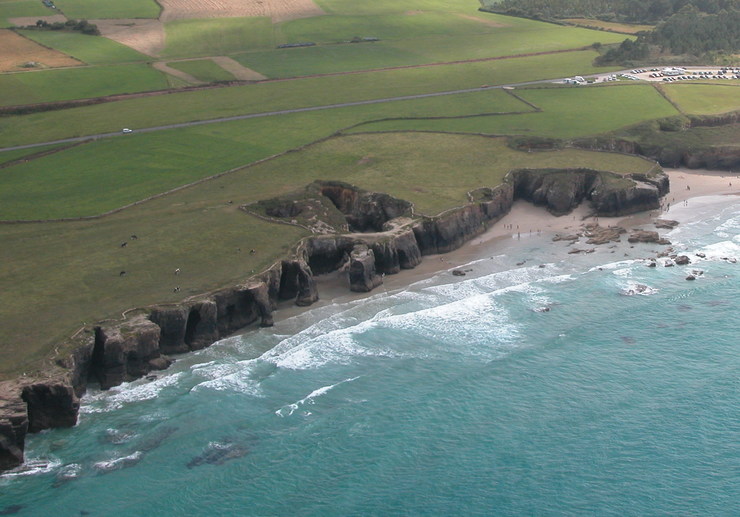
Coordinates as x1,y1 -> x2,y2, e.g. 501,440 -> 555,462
52,0 -> 160,20
0,63 -> 170,106
0,51 -> 610,147
0,0 -> 49,25
167,59 -> 236,82
0,89 -> 532,220
0,133 -> 657,378
20,29 -> 151,64
349,84 -> 680,138
661,84 -> 740,115
161,17 -> 275,58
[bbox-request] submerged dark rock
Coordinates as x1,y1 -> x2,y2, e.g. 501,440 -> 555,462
187,441 -> 248,468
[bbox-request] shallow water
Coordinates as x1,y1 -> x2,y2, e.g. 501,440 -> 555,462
2,196 -> 739,516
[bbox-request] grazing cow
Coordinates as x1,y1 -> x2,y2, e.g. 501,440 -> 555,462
249,249 -> 256,254
173,286 -> 180,292
131,234 -> 138,240
175,268 -> 180,275
120,242 -> 127,247
119,271 -> 126,276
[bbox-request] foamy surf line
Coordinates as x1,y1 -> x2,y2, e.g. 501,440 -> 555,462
276,376 -> 360,417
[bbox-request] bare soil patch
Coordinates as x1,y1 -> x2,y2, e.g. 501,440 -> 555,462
0,29 -> 81,71
92,19 -> 166,57
8,15 -> 67,27
211,56 -> 266,80
456,13 -> 509,28
158,0 -> 324,23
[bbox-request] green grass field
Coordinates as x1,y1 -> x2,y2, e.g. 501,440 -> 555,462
0,133 -> 657,378
162,17 -> 275,58
0,51 -> 612,146
661,84 -> 740,115
0,0 -> 50,26
20,30 -> 151,65
0,144 -> 62,165
315,0 -> 483,16
167,59 -> 236,82
349,84 -> 680,138
52,0 -> 159,19
0,63 -> 170,106
0,89 -> 533,220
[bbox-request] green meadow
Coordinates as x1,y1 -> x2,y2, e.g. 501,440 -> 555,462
662,84 -> 740,115
0,63 -> 169,106
0,134 -> 657,376
51,0 -> 159,19
167,59 -> 236,82
0,0 -> 49,25
162,17 -> 275,58
20,30 -> 151,65
0,51 -> 609,146
349,84 -> 680,138
0,89 -> 532,219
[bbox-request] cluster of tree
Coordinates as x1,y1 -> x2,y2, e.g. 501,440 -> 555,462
27,18 -> 99,35
480,0 -> 738,24
596,5 -> 740,63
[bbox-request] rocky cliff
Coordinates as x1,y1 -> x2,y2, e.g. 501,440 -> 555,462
0,167 -> 669,472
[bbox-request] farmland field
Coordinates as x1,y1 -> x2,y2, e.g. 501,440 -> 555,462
20,29 -> 151,64
661,84 -> 740,115
0,133 -> 658,376
167,59 -> 236,82
0,63 -> 170,106
0,89 -> 533,220
0,51 -> 611,146
0,29 -> 81,70
349,84 -> 680,138
52,0 -> 160,20
0,0 -> 49,25
162,17 -> 275,57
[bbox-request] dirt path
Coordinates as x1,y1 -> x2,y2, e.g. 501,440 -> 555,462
211,56 -> 267,80
152,61 -> 205,85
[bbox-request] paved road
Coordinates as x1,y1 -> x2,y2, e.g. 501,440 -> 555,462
0,75 -> 605,153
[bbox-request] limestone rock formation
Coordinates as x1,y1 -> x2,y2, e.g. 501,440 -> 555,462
348,244 -> 383,292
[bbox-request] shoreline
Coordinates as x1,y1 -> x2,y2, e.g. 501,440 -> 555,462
274,167 -> 740,325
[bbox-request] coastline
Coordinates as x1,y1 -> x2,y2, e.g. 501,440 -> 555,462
1,166 -> 737,473
279,167 -> 739,323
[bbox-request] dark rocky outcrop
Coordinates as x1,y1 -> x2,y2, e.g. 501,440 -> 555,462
0,387 -> 28,471
627,230 -> 671,245
318,181 -> 413,232
21,383 -> 79,433
348,244 -> 383,292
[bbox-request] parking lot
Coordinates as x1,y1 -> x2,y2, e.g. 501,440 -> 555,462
594,66 -> 740,83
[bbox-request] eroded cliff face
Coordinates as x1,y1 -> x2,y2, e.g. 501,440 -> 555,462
0,167 -> 670,472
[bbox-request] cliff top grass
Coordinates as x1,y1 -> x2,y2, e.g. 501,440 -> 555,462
0,133 -> 657,380
661,84 -> 740,116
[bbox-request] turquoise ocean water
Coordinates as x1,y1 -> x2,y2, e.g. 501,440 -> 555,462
1,195 -> 738,516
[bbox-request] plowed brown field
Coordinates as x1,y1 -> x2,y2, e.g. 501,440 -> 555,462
158,0 -> 324,23
0,29 -> 81,71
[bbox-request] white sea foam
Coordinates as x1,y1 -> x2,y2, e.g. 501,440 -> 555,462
81,372 -> 184,414
0,457 -> 61,479
93,451 -> 143,473
276,377 -> 360,417
620,283 -> 659,296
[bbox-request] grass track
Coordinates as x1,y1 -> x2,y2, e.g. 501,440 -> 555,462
19,30 -> 151,65
0,134 -> 657,378
0,63 -> 171,106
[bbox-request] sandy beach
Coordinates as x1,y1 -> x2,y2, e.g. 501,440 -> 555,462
300,168 -> 740,314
